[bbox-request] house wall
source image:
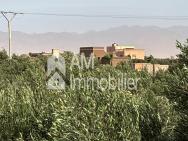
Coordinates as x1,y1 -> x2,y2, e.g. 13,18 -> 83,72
111,57 -> 128,67
80,47 -> 93,57
93,48 -> 106,58
133,63 -> 169,74
124,49 -> 145,60
52,49 -> 60,58
154,64 -> 169,72
80,47 -> 105,59
107,46 -> 115,54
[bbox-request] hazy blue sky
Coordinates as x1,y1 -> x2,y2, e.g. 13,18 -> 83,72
0,0 -> 188,33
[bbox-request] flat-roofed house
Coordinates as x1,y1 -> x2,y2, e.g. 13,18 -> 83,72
80,47 -> 106,59
123,48 -> 145,60
107,43 -> 145,60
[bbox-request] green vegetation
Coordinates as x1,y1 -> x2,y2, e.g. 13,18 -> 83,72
101,54 -> 113,64
0,40 -> 187,141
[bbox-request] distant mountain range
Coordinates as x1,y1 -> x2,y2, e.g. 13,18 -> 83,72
0,25 -> 188,58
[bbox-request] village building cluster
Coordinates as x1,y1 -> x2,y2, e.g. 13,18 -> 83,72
29,43 -> 169,74
80,43 -> 169,74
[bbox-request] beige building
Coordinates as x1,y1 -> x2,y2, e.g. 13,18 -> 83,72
80,47 -> 105,59
133,63 -> 169,74
111,57 -> 129,67
107,43 -> 145,60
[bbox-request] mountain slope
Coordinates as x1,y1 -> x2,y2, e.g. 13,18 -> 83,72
0,26 -> 188,58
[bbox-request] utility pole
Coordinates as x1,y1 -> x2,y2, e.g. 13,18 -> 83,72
1,12 -> 17,59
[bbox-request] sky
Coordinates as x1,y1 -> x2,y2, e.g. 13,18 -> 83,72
0,0 -> 188,33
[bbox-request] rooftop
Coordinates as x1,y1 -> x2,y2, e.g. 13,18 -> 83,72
80,47 -> 105,50
112,43 -> 135,50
